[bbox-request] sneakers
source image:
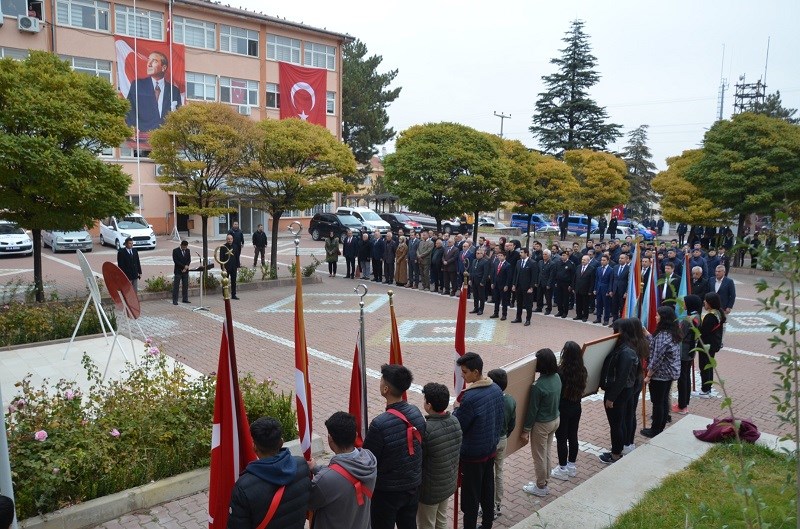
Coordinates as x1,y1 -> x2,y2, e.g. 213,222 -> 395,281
566,463 -> 577,477
671,403 -> 689,415
494,503 -> 501,520
522,483 -> 549,497
550,466 -> 571,481
621,444 -> 635,455
692,390 -> 713,398
598,452 -> 620,464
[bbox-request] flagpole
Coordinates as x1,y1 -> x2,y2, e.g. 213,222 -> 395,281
355,283 -> 368,430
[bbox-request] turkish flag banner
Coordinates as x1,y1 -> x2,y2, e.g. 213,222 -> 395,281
454,282 -> 468,400
294,253 -> 314,460
349,337 -> 366,447
279,62 -> 327,126
388,297 -> 407,401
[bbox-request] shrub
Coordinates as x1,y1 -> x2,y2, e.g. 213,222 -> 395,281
144,274 -> 172,292
238,267 -> 255,284
204,273 -> 221,290
6,345 -> 296,519
260,262 -> 278,280
303,255 -> 322,277
0,300 -> 117,347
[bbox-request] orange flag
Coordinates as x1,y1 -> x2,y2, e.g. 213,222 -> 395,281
388,292 -> 407,400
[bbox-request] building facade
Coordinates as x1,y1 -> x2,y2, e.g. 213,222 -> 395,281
0,0 -> 350,237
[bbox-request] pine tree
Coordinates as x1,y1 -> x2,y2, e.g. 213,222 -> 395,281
752,90 -> 798,124
530,19 -> 621,157
621,125 -> 657,219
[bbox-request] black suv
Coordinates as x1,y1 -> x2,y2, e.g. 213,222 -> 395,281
308,213 -> 364,241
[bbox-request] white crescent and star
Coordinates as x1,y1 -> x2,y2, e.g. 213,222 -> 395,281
290,82 -> 316,121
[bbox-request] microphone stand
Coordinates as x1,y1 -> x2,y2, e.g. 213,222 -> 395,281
193,251 -> 210,312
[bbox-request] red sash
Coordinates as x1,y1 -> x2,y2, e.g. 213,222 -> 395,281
255,486 -> 285,529
329,463 -> 373,506
386,408 -> 422,456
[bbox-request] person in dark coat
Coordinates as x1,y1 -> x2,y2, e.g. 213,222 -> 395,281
116,237 -> 142,292
358,232 -> 373,280
597,217 -> 607,241
511,248 -> 537,326
469,248 -> 490,315
608,216 -> 618,238
431,239 -> 444,293
371,231 -> 385,282
171,240 -> 192,305
711,265 -> 736,314
659,263 -> 681,307
252,224 -> 268,268
363,365 -> 426,529
676,223 -> 688,247
342,229 -> 359,279
442,241 -> 459,296
690,266 -> 710,300
227,221 -> 245,268
383,232 -> 398,284
221,234 -> 239,299
227,417 -> 311,529
490,251 -> 512,320
656,218 -> 665,236
573,255 -> 595,322
554,251 -> 575,318
609,253 -> 630,323
593,255 -> 614,324
535,249 -> 555,314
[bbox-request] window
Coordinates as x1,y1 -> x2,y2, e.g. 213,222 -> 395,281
266,83 -> 280,109
62,56 -> 112,82
326,91 -> 335,115
173,16 -> 215,50
0,48 -> 29,60
220,77 -> 258,107
99,146 -> 113,157
56,0 -> 109,31
220,25 -> 258,57
186,72 -> 216,101
304,41 -> 335,70
115,6 -> 163,40
267,34 -> 300,64
119,144 -> 147,158
126,194 -> 142,208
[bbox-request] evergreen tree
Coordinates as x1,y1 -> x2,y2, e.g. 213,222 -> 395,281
530,19 -> 622,157
752,90 -> 798,124
621,125 -> 657,219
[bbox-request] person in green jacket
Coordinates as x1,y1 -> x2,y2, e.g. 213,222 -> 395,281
520,348 -> 562,497
324,231 -> 340,277
487,369 -> 516,521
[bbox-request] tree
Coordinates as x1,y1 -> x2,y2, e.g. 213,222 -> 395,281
563,149 -> 629,241
503,140 -> 579,247
150,103 -> 251,278
384,123 -> 498,231
235,119 -> 355,272
458,133 -> 511,243
652,150 -> 726,225
752,91 -> 798,124
530,20 -> 622,157
342,39 -> 401,169
0,52 -> 132,302
621,125 -> 657,219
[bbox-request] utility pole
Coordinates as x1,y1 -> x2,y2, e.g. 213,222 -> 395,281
494,111 -> 511,138
717,44 -> 729,121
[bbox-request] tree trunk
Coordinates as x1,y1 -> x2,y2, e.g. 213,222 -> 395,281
734,212 -> 746,267
270,211 -> 283,275
472,210 -> 479,245
586,215 -> 593,243
201,215 -> 209,285
526,216 -> 533,252
435,217 -> 442,233
32,229 -> 44,302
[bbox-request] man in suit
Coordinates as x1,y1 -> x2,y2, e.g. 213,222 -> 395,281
416,231 -> 433,291
717,247 -> 731,276
677,223 -> 688,246
227,221 -> 244,268
406,232 -> 420,288
554,251 -> 575,318
490,252 -> 512,320
592,255 -> 614,324
712,264 -> 736,314
456,240 -> 474,291
371,230 -> 384,282
251,224 -> 268,268
511,248 -> 537,326
116,237 -> 142,292
469,248 -> 490,315
171,240 -> 192,305
383,231 -> 398,284
442,239 -> 459,296
659,262 -> 681,307
220,234 -> 240,299
609,252 -> 629,323
535,249 -> 554,314
342,229 -> 359,279
573,255 -> 595,322
690,266 -> 710,299
125,51 -> 183,134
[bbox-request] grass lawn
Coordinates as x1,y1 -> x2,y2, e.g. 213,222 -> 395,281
609,442 -> 797,529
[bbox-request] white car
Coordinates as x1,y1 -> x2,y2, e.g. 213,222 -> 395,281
0,221 -> 34,257
42,229 -> 93,253
99,214 -> 157,250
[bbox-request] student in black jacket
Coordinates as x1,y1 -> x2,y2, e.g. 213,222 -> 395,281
252,224 -> 268,268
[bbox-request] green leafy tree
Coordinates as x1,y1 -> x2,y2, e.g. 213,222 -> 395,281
564,149 -> 629,241
752,90 -> 798,124
342,39 -> 401,169
150,103 -> 251,278
234,119 -> 355,272
384,122 -> 495,231
0,52 -> 132,302
652,150 -> 726,225
530,20 -> 622,156
621,125 -> 657,219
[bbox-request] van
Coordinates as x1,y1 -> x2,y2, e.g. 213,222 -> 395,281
556,215 -> 598,235
335,207 -> 391,234
510,213 -> 556,231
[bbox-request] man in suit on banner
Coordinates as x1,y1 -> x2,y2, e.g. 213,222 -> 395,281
126,51 -> 182,133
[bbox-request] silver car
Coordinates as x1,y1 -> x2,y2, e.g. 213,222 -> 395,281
42,229 -> 94,253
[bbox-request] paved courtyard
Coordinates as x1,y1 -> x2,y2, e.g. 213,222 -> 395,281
1,235 -> 790,528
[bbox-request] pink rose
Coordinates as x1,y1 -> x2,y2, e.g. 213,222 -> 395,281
148,347 -> 160,356
34,430 -> 48,441
15,399 -> 25,408
52,468 -> 60,474
7,404 -> 17,414
145,337 -> 152,345
64,389 -> 75,400
110,428 -> 120,438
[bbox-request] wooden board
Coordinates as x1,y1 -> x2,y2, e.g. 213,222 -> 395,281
582,334 -> 620,396
501,353 -> 537,456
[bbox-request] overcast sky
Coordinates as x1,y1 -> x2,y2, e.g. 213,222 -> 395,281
241,0 -> 799,171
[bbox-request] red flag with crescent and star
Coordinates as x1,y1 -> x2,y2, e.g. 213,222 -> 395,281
294,253 -> 314,460
278,62 -> 327,126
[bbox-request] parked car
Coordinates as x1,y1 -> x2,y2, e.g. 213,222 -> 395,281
510,213 -> 558,232
400,212 -> 462,234
556,215 -> 599,235
308,213 -> 365,241
99,214 -> 157,250
42,229 -> 93,253
617,220 -> 656,241
590,226 -> 635,238
0,221 -> 33,257
335,206 -> 391,234
479,220 -> 509,229
380,212 -> 423,234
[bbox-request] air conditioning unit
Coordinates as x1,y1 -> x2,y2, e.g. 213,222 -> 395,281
237,105 -> 251,116
154,164 -> 167,177
18,15 -> 41,33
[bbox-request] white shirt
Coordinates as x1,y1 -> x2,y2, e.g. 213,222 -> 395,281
715,278 -> 723,292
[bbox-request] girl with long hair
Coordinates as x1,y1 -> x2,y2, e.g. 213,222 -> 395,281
617,318 -> 649,455
550,341 -> 588,480
640,306 -> 682,438
675,295 -> 703,414
696,292 -> 726,397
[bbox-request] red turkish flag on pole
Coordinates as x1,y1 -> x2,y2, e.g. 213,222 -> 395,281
454,282 -> 468,400
208,308 -> 257,529
388,294 -> 407,401
349,336 -> 367,447
294,254 -> 313,460
278,62 -> 327,126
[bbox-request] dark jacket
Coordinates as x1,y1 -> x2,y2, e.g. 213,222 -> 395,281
358,238 -> 373,260
513,258 -> 536,291
252,230 -> 268,248
442,245 -> 459,272
371,237 -> 385,261
309,448 -> 377,529
453,378 -> 504,461
117,247 -> 142,281
431,246 -> 444,267
228,227 -> 245,253
227,449 -> 311,529
659,273 -> 681,306
691,277 -> 710,299
172,247 -> 192,274
600,343 -> 638,402
538,258 -> 554,288
490,260 -> 512,291
469,256 -> 490,285
419,412 -> 462,505
610,263 -> 629,296
342,235 -> 359,259
363,401 -> 425,492
554,259 -> 575,286
500,393 -> 517,438
574,263 -> 595,295
713,276 -> 736,312
383,238 -> 398,262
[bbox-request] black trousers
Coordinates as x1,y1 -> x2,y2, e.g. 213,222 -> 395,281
471,281 -> 486,311
576,292 -> 592,320
327,261 -> 337,275
370,489 -> 419,529
443,270 -> 457,294
536,285 -> 552,311
677,359 -> 692,408
514,288 -> 534,321
372,258 -> 383,281
556,283 -> 570,315
556,400 -> 582,466
431,263 -> 442,291
648,379 -> 672,434
384,260 -> 395,283
172,271 -> 189,303
492,287 -> 510,316
460,458 -> 496,529
699,349 -> 717,393
253,245 -> 266,267
345,256 -> 356,278
605,387 -> 631,455
227,268 -> 237,297
623,381 -> 641,447
610,290 -> 625,321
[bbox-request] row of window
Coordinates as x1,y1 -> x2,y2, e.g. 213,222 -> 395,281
54,0 -> 337,68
